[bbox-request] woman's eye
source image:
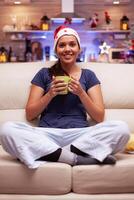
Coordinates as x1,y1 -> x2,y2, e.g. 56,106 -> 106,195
69,42 -> 77,47
58,43 -> 65,48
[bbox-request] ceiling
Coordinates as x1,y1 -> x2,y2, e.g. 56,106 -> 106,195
0,0 -> 131,5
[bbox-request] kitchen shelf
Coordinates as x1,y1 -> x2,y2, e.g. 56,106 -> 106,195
3,28 -> 130,63
4,29 -> 130,34
4,29 -> 130,43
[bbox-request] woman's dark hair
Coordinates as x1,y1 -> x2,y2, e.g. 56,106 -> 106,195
49,59 -> 69,77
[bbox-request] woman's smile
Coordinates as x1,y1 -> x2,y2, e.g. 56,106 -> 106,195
63,53 -> 73,59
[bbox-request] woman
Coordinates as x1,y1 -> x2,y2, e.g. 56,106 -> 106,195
0,26 -> 130,169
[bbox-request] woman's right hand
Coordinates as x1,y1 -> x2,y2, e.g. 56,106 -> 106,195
26,76 -> 68,121
48,76 -> 68,98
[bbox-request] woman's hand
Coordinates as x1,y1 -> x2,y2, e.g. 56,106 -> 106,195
68,76 -> 104,123
48,76 -> 68,97
68,76 -> 84,96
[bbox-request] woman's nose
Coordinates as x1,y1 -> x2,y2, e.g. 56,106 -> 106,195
64,45 -> 71,51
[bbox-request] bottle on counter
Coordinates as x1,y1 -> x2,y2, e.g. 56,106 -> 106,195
25,39 -> 32,62
8,47 -> 17,62
0,47 -> 8,63
44,46 -> 50,61
89,53 -> 96,62
31,41 -> 43,61
8,46 -> 12,62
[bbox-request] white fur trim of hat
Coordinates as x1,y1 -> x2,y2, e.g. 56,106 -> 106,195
54,26 -> 80,52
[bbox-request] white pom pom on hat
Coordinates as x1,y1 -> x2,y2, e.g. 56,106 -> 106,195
53,26 -> 80,52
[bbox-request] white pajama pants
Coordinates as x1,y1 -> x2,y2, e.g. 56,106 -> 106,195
0,120 -> 130,169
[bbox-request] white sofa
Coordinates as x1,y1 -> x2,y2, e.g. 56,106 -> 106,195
0,61 -> 134,200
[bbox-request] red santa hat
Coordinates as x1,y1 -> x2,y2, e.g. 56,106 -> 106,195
54,26 -> 80,52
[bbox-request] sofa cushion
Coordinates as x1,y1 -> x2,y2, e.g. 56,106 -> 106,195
104,109 -> 134,133
0,109 -> 38,126
72,153 -> 134,194
1,62 -> 134,110
0,146 -> 71,195
0,62 -> 54,110
81,63 -> 134,109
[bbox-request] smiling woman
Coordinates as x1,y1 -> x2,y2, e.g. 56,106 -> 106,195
49,26 -> 82,78
56,34 -> 80,66
0,25 -> 130,169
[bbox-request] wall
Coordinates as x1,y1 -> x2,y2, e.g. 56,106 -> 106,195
75,0 -> 134,29
0,0 -> 134,35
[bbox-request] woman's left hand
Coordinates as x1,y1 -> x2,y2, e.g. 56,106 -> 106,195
68,76 -> 84,96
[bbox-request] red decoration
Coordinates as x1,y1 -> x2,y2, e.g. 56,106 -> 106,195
54,25 -> 66,39
64,17 -> 72,25
104,11 -> 111,24
89,13 -> 99,28
131,40 -> 134,50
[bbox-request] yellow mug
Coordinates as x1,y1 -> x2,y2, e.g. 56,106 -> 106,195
55,76 -> 71,95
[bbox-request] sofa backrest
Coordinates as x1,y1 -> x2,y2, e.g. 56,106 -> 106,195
0,61 -> 134,132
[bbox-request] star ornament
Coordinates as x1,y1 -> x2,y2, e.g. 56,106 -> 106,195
99,42 -> 111,54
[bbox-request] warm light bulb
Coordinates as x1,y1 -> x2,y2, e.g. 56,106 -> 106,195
14,1 -> 21,4
113,0 -> 120,4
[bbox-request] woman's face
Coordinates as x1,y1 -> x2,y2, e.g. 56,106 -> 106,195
56,35 -> 80,65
